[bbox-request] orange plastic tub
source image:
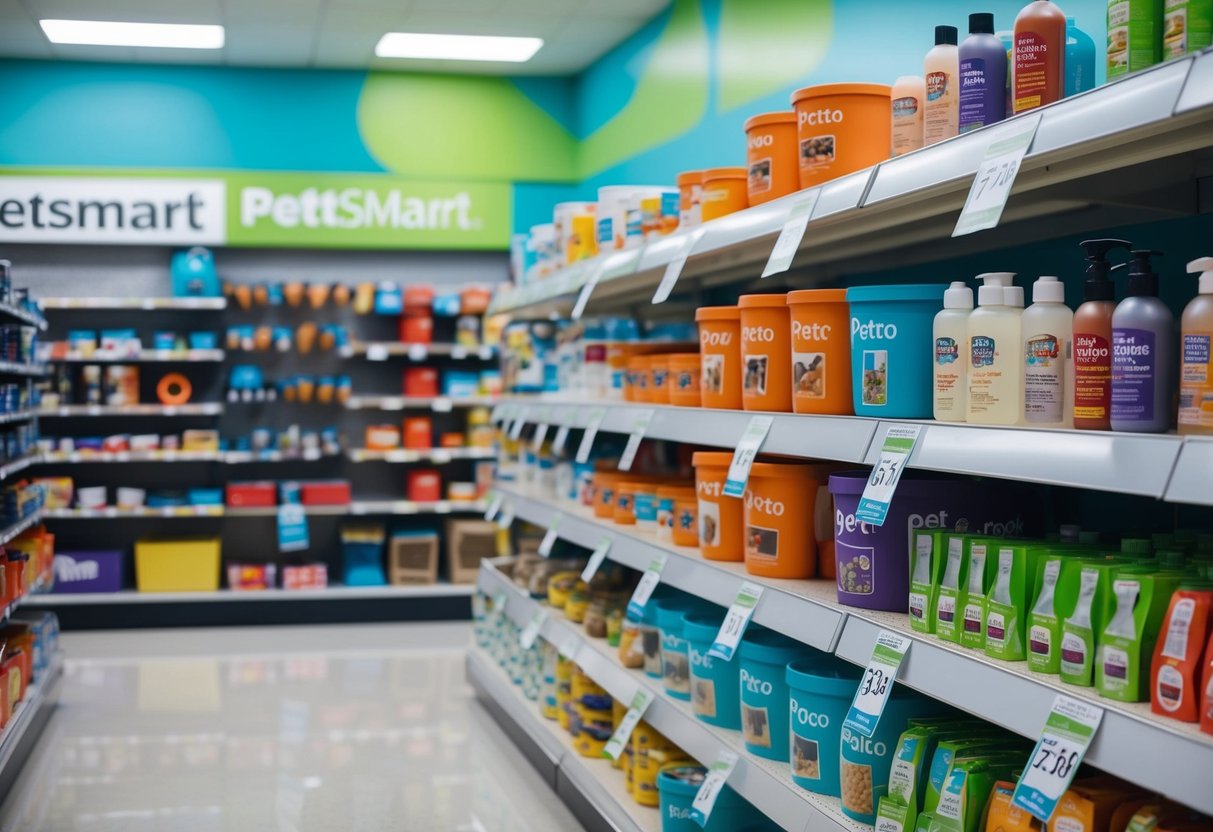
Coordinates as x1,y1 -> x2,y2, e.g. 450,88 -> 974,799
743,462 -> 827,579
692,452 -> 744,562
649,355 -> 671,404
667,353 -> 702,407
628,355 -> 652,403
738,294 -> 792,412
791,83 -> 893,189
677,170 -> 704,228
594,472 -> 620,519
745,111 -> 800,206
695,306 -> 743,410
672,492 -> 699,547
786,289 -> 853,415
700,167 -> 749,222
614,481 -> 640,525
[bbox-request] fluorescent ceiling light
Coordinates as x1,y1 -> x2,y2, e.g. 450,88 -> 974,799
40,19 -> 225,49
375,32 -> 543,62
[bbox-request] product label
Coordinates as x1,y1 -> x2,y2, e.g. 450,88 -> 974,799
959,57 -> 989,132
838,539 -> 876,596
1163,2 -> 1192,59
1013,31 -> 1051,111
1101,644 -> 1129,683
1179,333 -> 1212,427
926,70 -> 949,102
971,335 -> 996,367
987,610 -> 1007,644
893,96 -> 920,118
1073,333 -> 1112,419
1029,623 -> 1052,656
925,70 -> 954,144
1060,631 -> 1088,674
1111,327 -> 1157,422
1025,333 -> 1064,422
936,336 -> 960,366
1156,664 -> 1184,712
908,591 -> 929,622
1161,598 -> 1195,659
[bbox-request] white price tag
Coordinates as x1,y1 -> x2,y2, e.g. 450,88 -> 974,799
856,425 -> 922,526
519,609 -> 548,650
953,112 -> 1042,237
574,408 -> 607,464
496,503 -> 515,530
762,191 -> 820,277
366,344 -> 389,361
552,424 -> 572,455
843,630 -> 911,737
651,228 -> 706,304
602,688 -> 654,760
490,404 -> 505,424
478,346 -> 495,360
407,344 -> 428,361
722,415 -> 773,497
617,408 -> 654,472
571,260 -> 606,321
1012,695 -> 1104,822
489,591 -> 508,620
431,396 -> 453,413
531,422 -> 550,453
580,538 -> 613,583
689,750 -> 741,826
431,449 -> 451,464
708,582 -> 764,661
538,516 -> 561,557
626,552 -> 668,620
451,345 -> 469,360
508,408 -> 529,441
483,492 -> 505,522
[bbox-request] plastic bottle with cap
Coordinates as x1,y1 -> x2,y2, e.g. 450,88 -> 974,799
967,273 -> 1022,424
1022,275 -> 1073,427
925,25 -> 960,145
1074,239 -> 1132,430
959,12 -> 1008,132
1179,256 -> 1213,435
934,281 -> 974,421
1111,250 -> 1174,433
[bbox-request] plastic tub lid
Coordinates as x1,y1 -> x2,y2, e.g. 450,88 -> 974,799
654,596 -> 711,631
693,451 -> 735,467
738,293 -> 790,308
682,611 -> 727,644
786,656 -> 862,696
750,461 -> 824,478
791,83 -> 893,103
677,170 -> 704,186
739,626 -> 809,665
744,111 -> 798,131
658,764 -> 708,797
703,166 -> 748,181
846,284 -> 948,303
695,306 -> 741,322
787,288 -> 848,305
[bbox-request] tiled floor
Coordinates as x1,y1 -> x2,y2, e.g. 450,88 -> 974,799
0,623 -> 584,831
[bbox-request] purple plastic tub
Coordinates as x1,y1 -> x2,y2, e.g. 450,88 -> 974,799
828,471 -> 1028,612
52,551 -> 123,593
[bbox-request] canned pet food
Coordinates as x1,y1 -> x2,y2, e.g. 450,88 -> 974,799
692,451 -> 744,562
791,83 -> 893,189
744,461 -> 834,579
701,167 -> 749,222
739,294 -> 793,412
739,628 -> 811,761
667,353 -> 702,407
787,656 -> 863,796
745,111 -> 800,206
684,612 -> 742,730
787,289 -> 853,415
695,306 -> 743,410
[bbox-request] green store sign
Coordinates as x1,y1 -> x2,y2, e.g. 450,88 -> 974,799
0,168 -> 511,250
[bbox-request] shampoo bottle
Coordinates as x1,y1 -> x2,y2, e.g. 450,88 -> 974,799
959,13 -> 1008,133
925,25 -> 960,145
1013,0 -> 1067,113
1179,257 -> 1213,435
1065,17 -> 1097,96
1111,249 -> 1174,433
1074,239 -> 1131,430
967,273 -> 1021,425
892,75 -> 927,156
933,281 -> 974,421
1023,276 -> 1074,427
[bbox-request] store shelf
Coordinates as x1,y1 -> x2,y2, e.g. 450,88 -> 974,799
1164,436 -> 1213,506
0,512 -> 42,545
489,54 -> 1213,319
0,300 -> 47,331
467,648 -> 661,832
341,343 -> 497,360
51,349 -> 225,363
0,654 -> 64,797
0,454 -> 39,481
347,447 -> 495,463
44,506 -> 225,519
25,584 -> 475,605
0,410 -> 36,426
0,362 -> 47,378
44,500 -> 486,519
38,449 -> 338,464
40,403 -> 224,417
347,499 -> 487,516
219,449 -> 336,464
344,395 -> 497,411
491,482 -> 1213,815
37,297 -> 227,310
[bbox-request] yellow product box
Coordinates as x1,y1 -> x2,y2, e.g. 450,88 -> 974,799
181,430 -> 220,452
135,537 -> 221,592
33,478 -> 73,510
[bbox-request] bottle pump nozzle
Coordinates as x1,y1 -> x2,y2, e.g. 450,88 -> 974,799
1188,257 -> 1213,294
1126,249 -> 1163,297
976,272 -> 1015,306
1079,238 -> 1131,302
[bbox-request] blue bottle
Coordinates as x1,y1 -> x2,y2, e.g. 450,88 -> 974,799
1065,17 -> 1096,97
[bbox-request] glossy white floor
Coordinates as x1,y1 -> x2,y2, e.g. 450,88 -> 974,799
0,623 -> 585,832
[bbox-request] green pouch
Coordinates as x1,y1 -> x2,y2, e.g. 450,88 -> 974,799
960,538 -> 999,650
911,530 -> 949,633
984,542 -> 1048,661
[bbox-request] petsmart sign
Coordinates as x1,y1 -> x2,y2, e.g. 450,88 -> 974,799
0,170 -> 511,250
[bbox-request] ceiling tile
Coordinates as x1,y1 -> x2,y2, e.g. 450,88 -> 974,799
30,0 -> 223,23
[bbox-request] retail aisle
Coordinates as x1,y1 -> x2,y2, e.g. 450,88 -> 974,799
0,623 -> 585,832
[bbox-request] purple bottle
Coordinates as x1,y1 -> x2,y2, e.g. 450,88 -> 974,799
959,12 -> 1007,133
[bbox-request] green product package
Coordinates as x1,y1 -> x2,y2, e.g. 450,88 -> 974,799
911,530 -> 950,633
1027,555 -> 1086,674
924,758 -> 1014,832
960,538 -> 1000,650
1095,567 -> 1185,701
1060,561 -> 1123,686
1163,0 -> 1213,58
935,534 -> 973,643
921,735 -> 1017,814
877,794 -> 914,832
1108,0 -> 1163,78
984,542 -> 1049,661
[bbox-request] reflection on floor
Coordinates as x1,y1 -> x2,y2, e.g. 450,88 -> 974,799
0,623 -> 585,832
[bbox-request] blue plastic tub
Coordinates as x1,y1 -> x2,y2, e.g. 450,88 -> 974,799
739,628 -> 812,761
655,597 -> 717,700
846,284 -> 947,417
682,612 -> 741,730
786,656 -> 863,796
657,764 -> 761,832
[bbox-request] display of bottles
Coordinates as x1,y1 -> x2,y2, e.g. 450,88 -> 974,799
967,273 -> 1022,424
1023,276 -> 1074,427
1074,239 -> 1132,430
934,281 -> 974,421
1179,256 -> 1213,435
1111,250 -> 1174,433
1013,0 -> 1067,113
924,25 -> 960,145
1065,16 -> 1096,96
959,12 -> 1008,132
892,75 -> 926,156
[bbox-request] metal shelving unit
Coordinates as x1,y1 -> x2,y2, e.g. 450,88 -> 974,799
0,454 -> 39,481
0,362 -> 47,378
50,349 -> 226,363
37,297 -> 227,310
44,501 -> 486,519
0,512 -> 42,546
344,395 -> 497,411
346,447 -> 495,463
40,403 -> 225,417
0,655 -> 63,799
341,342 -> 497,360
0,300 -> 47,331
25,584 -> 474,605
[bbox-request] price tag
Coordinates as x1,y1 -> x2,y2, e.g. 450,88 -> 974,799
722,415 -> 773,497
761,190 -> 820,277
519,609 -> 548,650
557,633 -> 582,662
489,591 -> 508,620
617,408 -> 654,472
844,630 -> 911,737
431,396 -> 453,413
651,228 -> 706,304
689,751 -> 741,827
431,449 -> 451,464
571,260 -> 606,321
496,503 -> 515,530
537,516 -> 561,557
552,423 -> 572,455
508,409 -> 529,441
407,344 -> 428,361
602,688 -> 654,760
856,425 -> 922,526
580,538 -> 613,583
574,407 -> 607,464
626,552 -> 669,620
479,346 -> 495,360
277,503 -> 310,552
484,492 -> 505,522
1011,695 -> 1104,822
708,582 -> 764,661
531,422 -> 550,453
366,344 -> 389,361
953,112 -> 1042,237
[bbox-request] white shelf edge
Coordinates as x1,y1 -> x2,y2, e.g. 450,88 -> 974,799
0,512 -> 41,546
24,584 -> 475,605
51,350 -> 226,363
0,454 -> 39,481
0,655 -> 64,777
37,297 -> 227,310
346,448 -> 496,463
342,343 -> 497,360
344,396 -> 498,411
44,501 -> 486,519
0,411 -> 36,426
1164,436 -> 1213,505
38,450 -> 343,464
0,363 -> 47,378
39,404 -> 225,417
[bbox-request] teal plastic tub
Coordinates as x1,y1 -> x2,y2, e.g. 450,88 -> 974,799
739,628 -> 812,762
657,764 -> 762,832
655,597 -> 717,700
682,612 -> 741,730
786,656 -> 863,797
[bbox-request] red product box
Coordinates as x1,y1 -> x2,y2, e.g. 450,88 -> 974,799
226,481 -> 277,507
407,469 -> 442,502
227,563 -> 275,591
300,480 -> 351,505
283,564 -> 328,590
403,367 -> 439,397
